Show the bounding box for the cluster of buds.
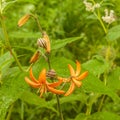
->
[83,0,100,12]
[102,9,116,24]
[18,14,88,97]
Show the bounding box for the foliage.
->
[0,0,120,120]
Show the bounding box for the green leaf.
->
[51,34,84,50]
[82,55,109,76]
[107,67,120,92]
[0,52,14,74]
[48,93,87,106]
[75,113,87,120]
[2,0,17,13]
[106,25,120,41]
[75,111,120,120]
[88,111,120,120]
[82,72,120,103]
[0,67,28,120]
[9,32,41,39]
[20,91,58,113]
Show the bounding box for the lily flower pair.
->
[25,61,88,97]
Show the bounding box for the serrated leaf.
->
[51,34,84,50]
[106,25,120,41]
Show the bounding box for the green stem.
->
[97,95,106,111]
[94,12,107,34]
[21,101,24,120]
[6,104,14,120]
[46,52,64,120]
[31,14,43,34]
[56,95,64,120]
[86,104,92,116]
[0,14,23,72]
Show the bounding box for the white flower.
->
[83,0,101,12]
[102,9,116,24]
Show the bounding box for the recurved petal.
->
[48,79,63,87]
[38,69,46,83]
[30,68,39,83]
[64,82,75,96]
[68,64,75,76]
[57,77,69,82]
[25,77,41,88]
[47,85,65,95]
[76,71,88,81]
[72,78,82,87]
[75,60,81,76]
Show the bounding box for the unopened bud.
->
[18,14,30,27]
[29,51,40,63]
[47,69,56,78]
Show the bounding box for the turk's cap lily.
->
[25,68,64,97]
[64,60,88,96]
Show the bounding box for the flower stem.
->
[31,14,43,34]
[56,95,64,120]
[6,103,14,120]
[94,11,107,34]
[0,14,23,72]
[46,52,64,120]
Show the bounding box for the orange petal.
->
[64,82,75,96]
[57,77,69,82]
[40,86,46,97]
[72,78,82,87]
[30,68,38,83]
[43,32,51,53]
[76,71,88,81]
[48,78,63,87]
[38,69,46,84]
[47,85,65,95]
[75,60,81,76]
[25,77,40,88]
[68,64,75,76]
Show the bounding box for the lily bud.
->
[29,51,40,64]
[42,32,51,53]
[18,14,30,27]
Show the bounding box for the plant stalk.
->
[0,14,23,72]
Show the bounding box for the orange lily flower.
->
[25,68,64,97]
[64,60,88,96]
